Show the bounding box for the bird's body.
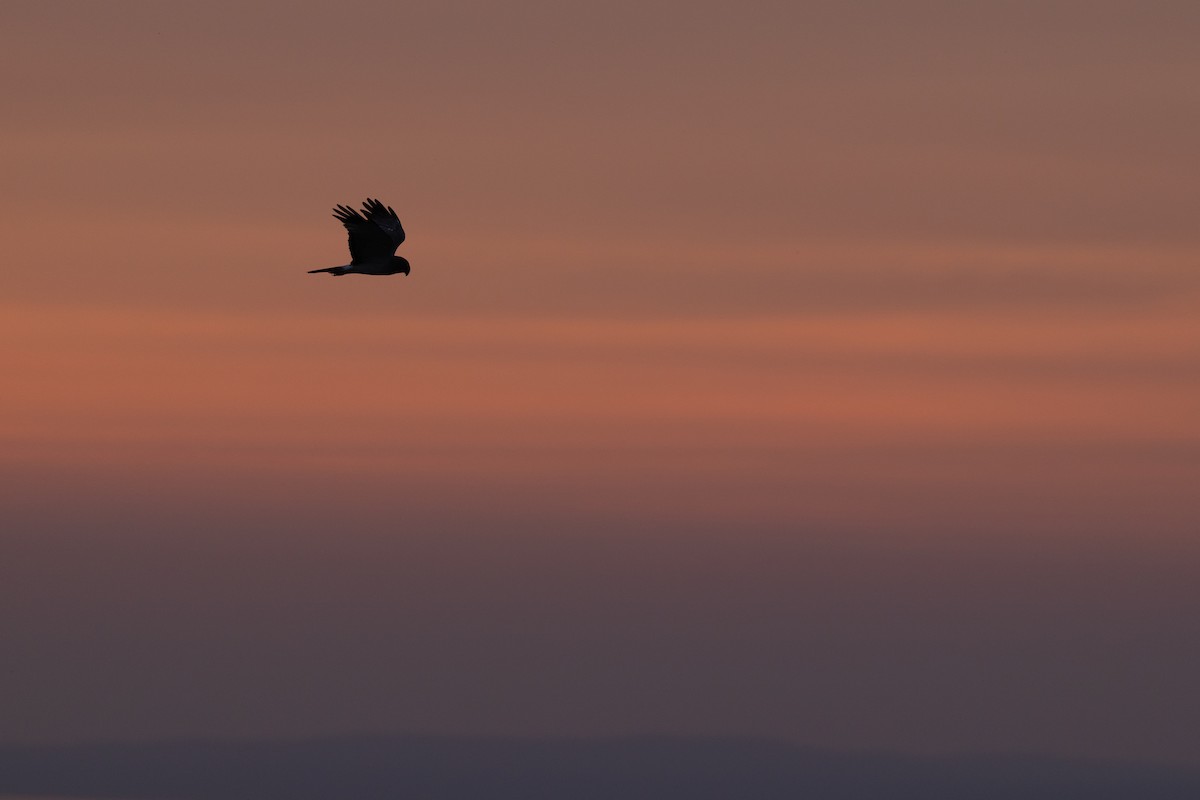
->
[308,256,409,276]
[309,198,409,276]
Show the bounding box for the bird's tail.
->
[308,266,348,275]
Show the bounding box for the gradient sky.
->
[2,0,1198,767]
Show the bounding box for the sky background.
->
[1,0,1198,768]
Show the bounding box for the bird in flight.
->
[309,198,410,276]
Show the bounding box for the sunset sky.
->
[2,0,1198,771]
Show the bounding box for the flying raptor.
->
[309,198,410,276]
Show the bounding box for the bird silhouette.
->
[309,198,409,276]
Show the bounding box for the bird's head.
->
[391,256,411,276]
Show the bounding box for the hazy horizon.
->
[5,734,1200,800]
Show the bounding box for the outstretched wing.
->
[361,198,405,248]
[332,199,402,263]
